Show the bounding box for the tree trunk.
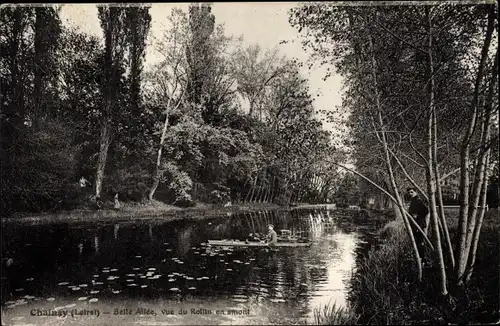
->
[463,51,497,275]
[33,8,44,127]
[95,122,111,198]
[455,9,494,285]
[465,151,490,283]
[367,24,423,280]
[148,107,170,200]
[436,173,455,268]
[426,7,447,296]
[95,7,115,199]
[269,176,276,203]
[246,176,258,202]
[464,52,497,282]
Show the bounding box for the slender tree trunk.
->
[254,181,262,203]
[95,122,111,198]
[455,9,494,285]
[425,7,447,295]
[33,8,44,127]
[270,176,276,203]
[463,52,497,275]
[246,176,258,202]
[465,151,491,283]
[436,173,455,268]
[367,24,423,280]
[148,107,170,200]
[464,53,497,282]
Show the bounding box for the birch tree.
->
[145,8,189,200]
[290,2,498,293]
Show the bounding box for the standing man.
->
[265,224,278,247]
[407,188,429,256]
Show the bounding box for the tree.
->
[32,6,62,126]
[145,7,189,200]
[233,43,286,119]
[290,2,498,294]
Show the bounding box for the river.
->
[1,208,383,325]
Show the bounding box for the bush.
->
[2,119,82,213]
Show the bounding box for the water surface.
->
[1,209,380,325]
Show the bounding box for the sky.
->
[59,3,344,133]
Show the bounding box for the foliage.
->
[290,1,498,295]
[332,173,361,207]
[350,214,499,325]
[312,301,360,325]
[1,4,340,216]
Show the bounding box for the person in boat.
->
[265,224,278,247]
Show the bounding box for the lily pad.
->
[47,298,55,301]
[89,298,99,303]
[78,297,88,301]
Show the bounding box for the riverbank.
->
[1,200,283,224]
[1,201,391,225]
[345,209,499,325]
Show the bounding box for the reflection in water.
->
[114,224,119,240]
[94,235,99,254]
[1,209,378,325]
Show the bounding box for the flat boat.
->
[207,240,311,247]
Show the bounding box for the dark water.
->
[1,209,382,325]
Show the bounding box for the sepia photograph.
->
[1,1,498,325]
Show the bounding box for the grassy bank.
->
[2,201,385,225]
[344,209,500,325]
[1,200,282,224]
